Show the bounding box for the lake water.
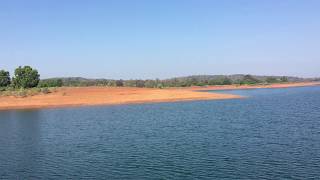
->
[1,86,320,179]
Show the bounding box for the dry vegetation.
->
[0,87,57,98]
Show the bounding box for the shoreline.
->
[0,82,319,111]
[177,82,320,91]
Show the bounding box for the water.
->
[1,86,320,179]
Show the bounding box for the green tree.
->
[266,77,279,83]
[38,78,63,87]
[280,76,288,82]
[240,75,260,85]
[136,80,145,87]
[0,70,11,87]
[12,66,40,88]
[116,80,124,87]
[209,77,232,85]
[144,80,156,88]
[56,79,63,87]
[222,77,232,85]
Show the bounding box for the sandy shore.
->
[0,82,319,110]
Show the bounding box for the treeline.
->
[54,75,294,88]
[1,66,315,90]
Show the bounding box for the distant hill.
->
[166,74,308,82]
[41,74,319,88]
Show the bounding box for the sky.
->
[0,0,319,79]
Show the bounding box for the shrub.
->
[41,88,50,94]
[16,89,27,98]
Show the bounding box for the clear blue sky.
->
[1,0,319,79]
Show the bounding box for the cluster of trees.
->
[58,74,291,88]
[0,66,40,89]
[58,78,163,88]
[38,79,63,88]
[161,75,288,87]
[0,70,11,87]
[266,76,288,83]
[159,77,231,87]
[239,75,261,85]
[1,66,65,89]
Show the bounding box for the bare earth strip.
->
[0,82,319,110]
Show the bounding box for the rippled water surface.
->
[1,86,320,179]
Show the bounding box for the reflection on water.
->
[0,110,42,178]
[1,86,320,179]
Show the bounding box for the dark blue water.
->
[1,86,320,179]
